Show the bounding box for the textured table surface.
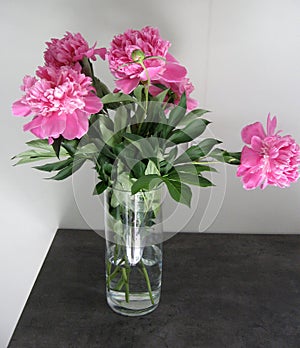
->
[9,230,300,348]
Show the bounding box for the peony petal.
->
[139,66,163,81]
[160,62,187,82]
[250,135,263,152]
[12,100,32,117]
[94,47,107,60]
[62,110,89,140]
[165,53,179,63]
[266,113,277,136]
[236,165,248,177]
[241,121,266,144]
[41,113,66,138]
[115,77,140,94]
[149,85,163,97]
[84,95,103,114]
[260,178,269,189]
[23,115,44,135]
[31,127,46,139]
[242,170,264,190]
[240,146,261,167]
[186,97,199,112]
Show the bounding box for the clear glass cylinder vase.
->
[104,187,163,316]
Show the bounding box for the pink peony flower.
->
[149,77,198,111]
[107,26,187,94]
[12,65,103,142]
[44,32,106,68]
[237,114,300,190]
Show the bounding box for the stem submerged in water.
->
[106,257,125,287]
[123,258,130,303]
[106,245,155,305]
[140,259,154,305]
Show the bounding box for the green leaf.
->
[197,138,222,156]
[101,93,135,105]
[152,88,169,103]
[177,108,210,126]
[114,172,135,191]
[80,56,93,77]
[157,123,174,140]
[174,138,222,164]
[198,176,215,187]
[145,159,160,175]
[131,174,163,194]
[166,171,199,186]
[93,76,111,99]
[123,133,143,142]
[165,147,178,163]
[209,149,241,165]
[33,158,73,172]
[139,102,166,137]
[12,143,67,166]
[51,137,62,158]
[61,140,79,157]
[13,156,54,166]
[93,138,116,161]
[162,178,192,207]
[99,121,115,146]
[13,149,52,159]
[93,181,108,195]
[173,163,217,174]
[132,104,145,125]
[168,119,211,145]
[111,143,125,156]
[165,171,215,187]
[160,146,178,174]
[114,105,129,133]
[25,139,53,150]
[47,158,85,180]
[130,161,146,178]
[76,143,99,158]
[123,133,155,158]
[133,85,144,101]
[168,92,187,127]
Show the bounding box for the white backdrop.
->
[1,0,300,346]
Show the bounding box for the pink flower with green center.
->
[237,114,300,190]
[107,26,187,93]
[44,32,106,68]
[12,65,102,143]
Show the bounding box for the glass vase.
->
[104,187,163,316]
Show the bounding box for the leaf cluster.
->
[12,61,241,207]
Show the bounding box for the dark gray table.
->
[8,230,300,348]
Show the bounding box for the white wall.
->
[1,0,299,346]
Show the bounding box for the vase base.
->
[106,289,160,316]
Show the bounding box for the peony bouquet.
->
[12,27,300,194]
[12,27,300,315]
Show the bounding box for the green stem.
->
[136,61,151,135]
[106,257,125,286]
[140,260,154,305]
[144,55,166,62]
[114,278,125,291]
[106,261,112,289]
[122,267,130,303]
[114,243,119,264]
[192,161,221,165]
[140,60,150,109]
